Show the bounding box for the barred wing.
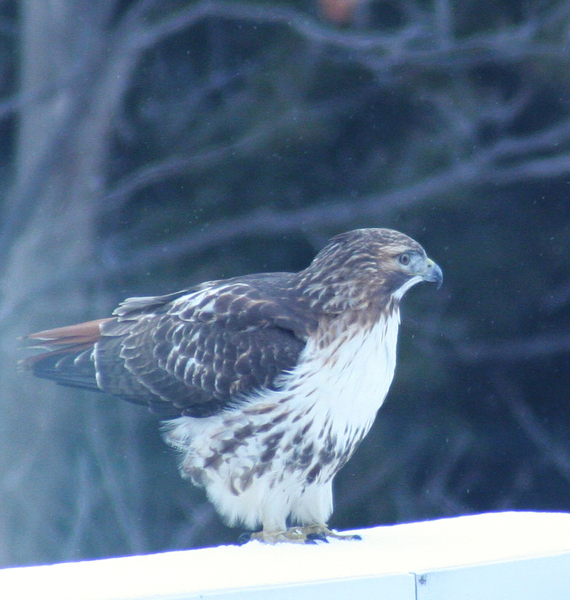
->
[25,274,316,418]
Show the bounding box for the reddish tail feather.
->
[20,318,111,370]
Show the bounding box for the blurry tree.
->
[1,0,570,567]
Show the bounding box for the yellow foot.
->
[303,525,362,543]
[239,525,362,545]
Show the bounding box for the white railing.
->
[2,512,570,600]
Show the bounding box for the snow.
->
[2,512,570,600]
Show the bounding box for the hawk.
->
[23,228,442,543]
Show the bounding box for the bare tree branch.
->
[454,332,570,363]
[495,372,570,484]
[123,0,410,54]
[118,1,570,75]
[489,153,570,184]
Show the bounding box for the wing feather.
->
[99,276,313,417]
[25,274,315,419]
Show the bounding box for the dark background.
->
[1,0,570,567]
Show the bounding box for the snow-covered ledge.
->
[2,512,570,600]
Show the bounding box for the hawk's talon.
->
[243,525,360,544]
[237,532,252,545]
[306,531,329,543]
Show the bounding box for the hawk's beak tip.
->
[424,261,443,289]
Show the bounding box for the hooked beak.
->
[423,258,443,289]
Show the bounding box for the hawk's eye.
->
[399,253,411,266]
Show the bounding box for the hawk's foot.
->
[240,525,362,545]
[303,525,362,543]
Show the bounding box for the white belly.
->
[297,310,400,435]
[165,310,401,531]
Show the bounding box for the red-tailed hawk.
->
[23,228,442,543]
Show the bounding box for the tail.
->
[20,318,112,391]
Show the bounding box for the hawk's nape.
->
[22,228,442,544]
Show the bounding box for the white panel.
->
[416,552,570,600]
[196,574,415,600]
[2,513,570,600]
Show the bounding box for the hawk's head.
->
[300,228,443,313]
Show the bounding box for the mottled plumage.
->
[22,228,442,543]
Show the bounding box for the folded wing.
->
[23,274,316,418]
